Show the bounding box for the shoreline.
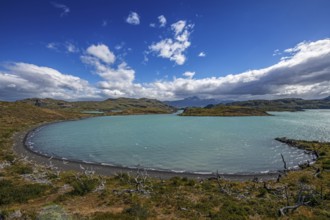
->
[12,122,281,181]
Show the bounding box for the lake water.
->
[27,110,330,174]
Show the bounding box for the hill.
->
[1,100,330,219]
[221,98,330,111]
[18,97,176,115]
[179,105,270,116]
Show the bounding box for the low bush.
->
[9,163,33,175]
[68,176,99,196]
[0,179,49,205]
[123,204,149,219]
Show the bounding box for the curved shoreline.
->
[12,122,281,181]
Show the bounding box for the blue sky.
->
[1,0,330,101]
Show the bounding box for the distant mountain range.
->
[164,96,232,108]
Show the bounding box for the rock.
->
[8,210,22,219]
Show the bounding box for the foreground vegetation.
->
[1,101,330,219]
[179,105,270,116]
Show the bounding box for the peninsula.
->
[179,105,270,116]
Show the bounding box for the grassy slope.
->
[179,106,270,116]
[0,102,330,219]
[223,98,330,112]
[18,97,176,114]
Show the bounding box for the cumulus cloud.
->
[273,49,281,56]
[158,15,167,27]
[198,52,206,57]
[0,63,99,101]
[65,42,79,53]
[149,20,193,65]
[85,44,116,64]
[81,44,138,98]
[171,20,186,36]
[51,2,70,17]
[126,12,140,25]
[182,71,195,79]
[2,39,330,101]
[46,41,79,53]
[146,39,330,100]
[46,42,59,51]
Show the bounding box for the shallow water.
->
[27,110,330,174]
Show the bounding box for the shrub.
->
[298,175,311,184]
[257,187,268,197]
[0,179,49,205]
[322,159,330,170]
[10,164,33,174]
[123,204,149,219]
[68,177,98,196]
[215,201,251,220]
[91,212,123,220]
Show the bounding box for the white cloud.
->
[183,71,195,79]
[126,12,140,25]
[46,41,78,53]
[81,44,137,98]
[158,15,167,27]
[65,42,79,53]
[86,44,116,64]
[149,23,156,28]
[198,52,206,57]
[145,39,330,100]
[171,20,186,36]
[102,20,108,27]
[46,42,59,51]
[273,49,281,56]
[3,39,330,101]
[51,2,70,17]
[0,63,99,101]
[149,20,193,65]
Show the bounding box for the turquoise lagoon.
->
[27,110,330,174]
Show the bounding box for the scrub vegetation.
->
[1,101,330,219]
[179,105,270,116]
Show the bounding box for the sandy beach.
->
[12,123,280,181]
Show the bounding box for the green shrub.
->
[91,212,124,220]
[215,201,251,220]
[298,175,311,184]
[2,153,15,162]
[68,177,98,196]
[257,187,268,197]
[10,164,33,174]
[0,179,49,205]
[322,159,330,170]
[123,204,149,219]
[170,177,182,186]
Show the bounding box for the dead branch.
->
[115,169,152,195]
[279,184,311,216]
[281,153,288,172]
[314,168,321,178]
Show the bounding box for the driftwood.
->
[279,201,310,216]
[314,168,321,178]
[214,170,232,195]
[280,153,288,172]
[115,169,152,195]
[279,185,311,216]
